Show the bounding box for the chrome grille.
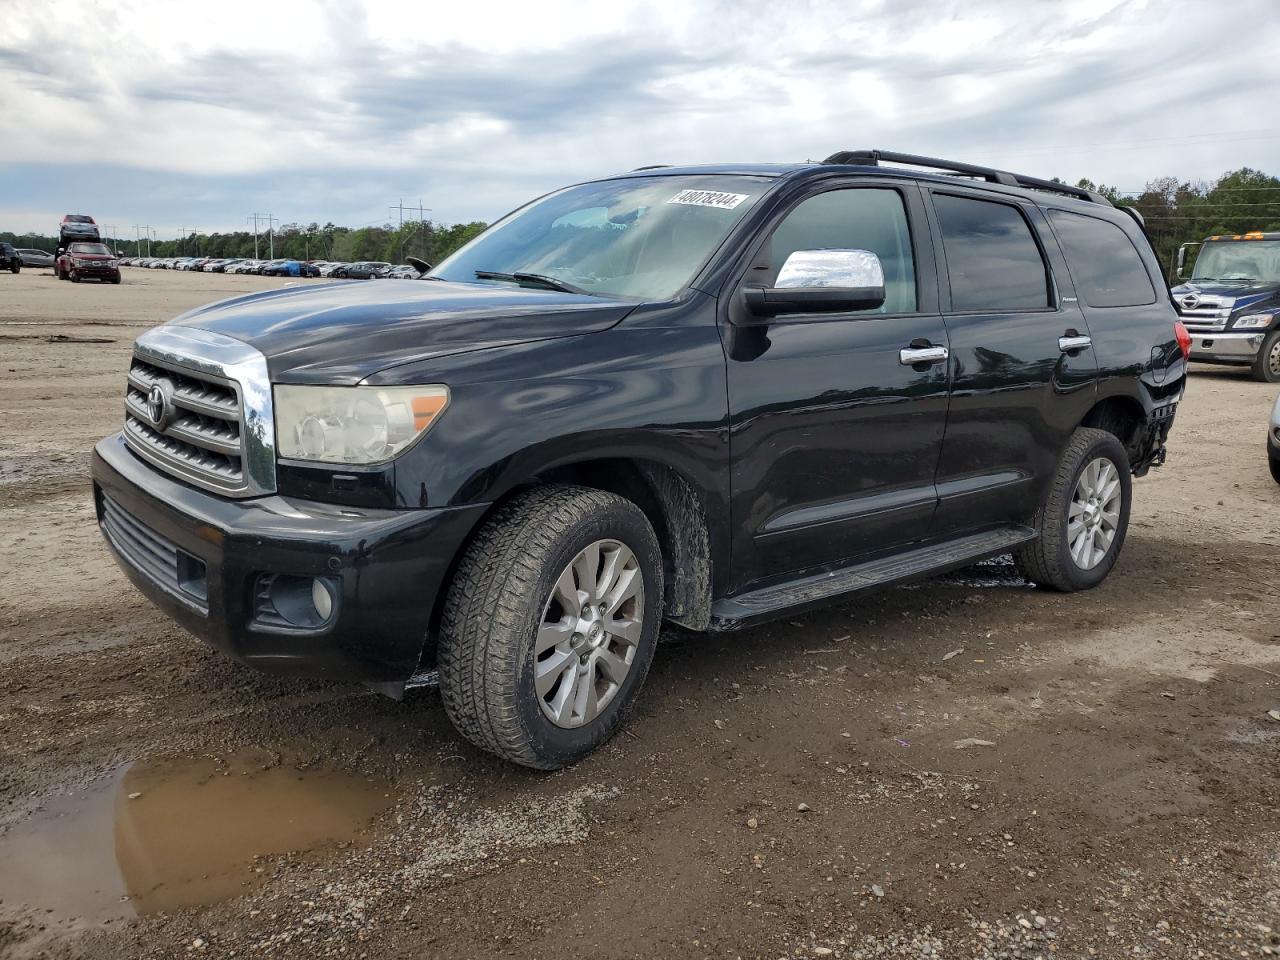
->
[122,326,277,497]
[124,356,245,491]
[1175,293,1233,333]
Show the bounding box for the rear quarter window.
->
[1048,210,1156,308]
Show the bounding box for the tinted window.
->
[1049,211,1155,307]
[764,188,916,313]
[934,194,1050,312]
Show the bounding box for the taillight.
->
[1174,320,1192,360]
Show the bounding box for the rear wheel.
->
[1015,427,1132,591]
[1251,329,1280,383]
[438,485,663,769]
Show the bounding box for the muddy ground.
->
[1,267,1279,959]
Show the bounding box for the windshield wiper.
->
[474,270,589,295]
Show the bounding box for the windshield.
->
[70,243,111,255]
[430,175,769,299]
[1191,240,1280,283]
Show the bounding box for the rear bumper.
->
[91,433,487,690]
[1189,331,1265,364]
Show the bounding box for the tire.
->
[438,485,664,769]
[111,275,121,285]
[10,261,19,274]
[1251,329,1280,383]
[1014,427,1132,592]
[1270,452,1280,485]
[69,272,80,283]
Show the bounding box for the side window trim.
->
[723,180,933,323]
[927,187,1061,316]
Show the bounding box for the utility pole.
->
[247,213,274,259]
[179,226,187,256]
[267,215,277,259]
[133,225,145,257]
[417,200,430,258]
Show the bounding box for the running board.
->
[710,525,1036,630]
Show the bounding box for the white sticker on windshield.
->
[666,189,750,210]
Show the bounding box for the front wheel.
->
[438,485,663,769]
[1015,427,1132,591]
[69,271,80,283]
[1251,330,1280,383]
[9,261,19,274]
[1270,451,1280,485]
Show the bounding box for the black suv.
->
[91,150,1186,768]
[0,243,20,273]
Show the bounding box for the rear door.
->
[925,189,1098,534]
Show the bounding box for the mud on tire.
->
[437,485,663,769]
[1015,427,1132,592]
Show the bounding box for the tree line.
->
[1,218,489,266]
[1072,167,1280,279]
[6,165,1279,279]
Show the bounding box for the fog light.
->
[312,577,334,621]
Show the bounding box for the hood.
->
[169,279,637,383]
[1171,279,1280,310]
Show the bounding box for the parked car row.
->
[118,257,416,278]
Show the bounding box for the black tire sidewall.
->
[1254,330,1280,383]
[513,504,663,766]
[1054,434,1132,590]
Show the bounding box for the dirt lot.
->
[2,267,1279,959]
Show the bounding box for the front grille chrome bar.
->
[124,326,276,497]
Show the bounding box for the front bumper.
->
[71,264,120,280]
[91,433,488,690]
[1188,331,1265,364]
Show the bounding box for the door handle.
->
[1058,334,1092,353]
[899,344,949,366]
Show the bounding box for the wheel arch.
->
[1079,394,1147,464]
[420,455,714,671]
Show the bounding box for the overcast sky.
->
[2,0,1278,241]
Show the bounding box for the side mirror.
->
[739,249,886,321]
[1173,242,1200,282]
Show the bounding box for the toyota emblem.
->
[1180,293,1201,311]
[146,381,173,429]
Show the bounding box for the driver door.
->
[722,182,950,595]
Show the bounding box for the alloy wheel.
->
[535,539,644,728]
[1068,457,1122,570]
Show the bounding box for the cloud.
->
[1,0,1278,237]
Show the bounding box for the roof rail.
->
[631,164,671,171]
[822,149,1111,206]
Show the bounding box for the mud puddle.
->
[0,749,393,932]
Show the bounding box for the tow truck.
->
[1171,231,1280,382]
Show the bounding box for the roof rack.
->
[822,149,1111,206]
[631,164,671,171]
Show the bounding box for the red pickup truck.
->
[56,242,122,283]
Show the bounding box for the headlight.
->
[274,384,449,465]
[73,258,89,267]
[1234,313,1274,329]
